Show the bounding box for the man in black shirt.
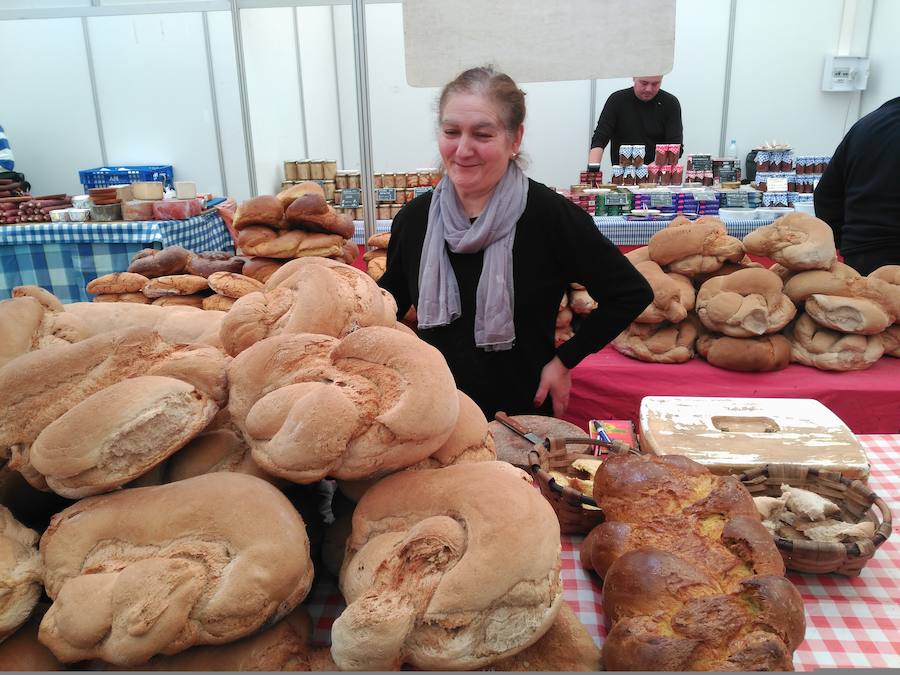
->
[814,97,900,275]
[588,76,683,166]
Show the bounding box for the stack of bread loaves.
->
[746,213,897,371]
[364,232,389,280]
[234,182,355,262]
[581,452,806,671]
[613,246,699,363]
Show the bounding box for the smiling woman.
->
[377,66,653,421]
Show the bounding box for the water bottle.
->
[727,139,738,159]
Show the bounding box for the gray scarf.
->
[417,162,529,351]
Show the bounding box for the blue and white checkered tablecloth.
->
[0,210,233,304]
[351,217,775,247]
[594,216,776,246]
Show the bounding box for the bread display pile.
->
[609,213,899,371]
[234,182,357,263]
[3,249,608,669]
[334,461,563,670]
[364,231,390,280]
[581,452,806,670]
[219,256,400,356]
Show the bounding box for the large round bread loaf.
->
[786,312,884,370]
[696,267,796,337]
[632,261,694,323]
[0,506,43,644]
[742,212,836,271]
[697,331,792,371]
[228,327,459,482]
[612,319,698,363]
[38,473,314,666]
[220,257,397,356]
[333,461,562,670]
[647,218,745,277]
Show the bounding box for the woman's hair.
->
[437,66,526,137]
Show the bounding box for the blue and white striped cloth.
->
[0,210,233,304]
[0,124,13,171]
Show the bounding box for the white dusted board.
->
[402,0,675,87]
[639,396,869,480]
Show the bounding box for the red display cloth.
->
[305,435,900,669]
[563,345,900,435]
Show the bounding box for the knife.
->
[494,411,548,447]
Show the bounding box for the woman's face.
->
[438,92,523,199]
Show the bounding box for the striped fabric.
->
[352,216,776,246]
[0,124,13,171]
[0,210,233,303]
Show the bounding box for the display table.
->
[0,210,233,304]
[351,215,777,247]
[564,345,900,435]
[304,435,900,670]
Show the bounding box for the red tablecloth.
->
[564,345,900,435]
[306,435,900,670]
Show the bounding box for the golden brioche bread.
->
[95,292,152,303]
[366,232,391,248]
[142,274,210,298]
[237,225,344,259]
[276,181,325,209]
[581,453,805,671]
[206,271,265,299]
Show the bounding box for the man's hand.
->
[533,356,571,418]
[588,147,604,165]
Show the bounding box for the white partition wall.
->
[0,0,897,200]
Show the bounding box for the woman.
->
[379,67,652,419]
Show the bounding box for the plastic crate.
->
[79,165,174,191]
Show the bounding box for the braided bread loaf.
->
[581,453,805,671]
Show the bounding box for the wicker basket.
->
[739,464,892,576]
[527,437,640,535]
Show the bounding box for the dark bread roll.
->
[241,256,283,283]
[185,254,244,278]
[87,272,149,295]
[697,332,792,371]
[233,195,285,231]
[127,246,191,278]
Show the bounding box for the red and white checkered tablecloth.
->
[307,435,900,669]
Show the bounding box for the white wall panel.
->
[207,10,251,201]
[296,6,343,165]
[88,12,223,193]
[333,4,360,171]
[727,0,846,158]
[591,0,730,175]
[364,2,441,173]
[519,80,592,189]
[0,18,102,195]
[240,7,305,195]
[860,0,900,118]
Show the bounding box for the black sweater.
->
[378,179,653,419]
[814,97,900,256]
[590,88,683,165]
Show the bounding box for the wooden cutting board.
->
[488,415,589,471]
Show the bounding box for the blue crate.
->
[79,165,174,191]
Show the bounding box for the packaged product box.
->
[588,419,638,454]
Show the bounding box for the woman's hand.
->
[533,356,571,418]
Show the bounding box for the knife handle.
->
[495,411,532,438]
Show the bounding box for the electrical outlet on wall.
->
[822,55,870,92]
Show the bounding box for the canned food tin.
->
[390,203,403,217]
[347,172,361,189]
[382,173,396,188]
[284,160,299,180]
[335,171,349,189]
[377,204,392,219]
[309,161,325,180]
[323,160,337,181]
[406,172,419,187]
[322,180,336,201]
[297,160,311,180]
[394,172,407,189]
[373,173,383,189]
